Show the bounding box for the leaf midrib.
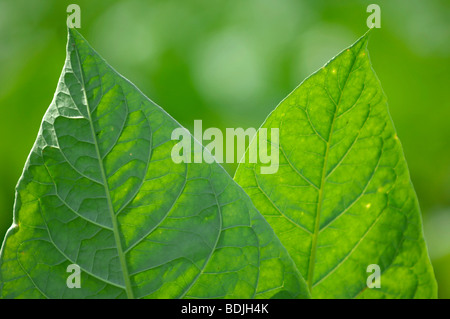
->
[73,44,135,299]
[306,46,362,292]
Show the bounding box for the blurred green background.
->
[0,0,449,298]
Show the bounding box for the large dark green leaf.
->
[234,33,437,298]
[0,29,309,299]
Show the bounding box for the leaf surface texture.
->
[234,33,437,298]
[0,30,309,299]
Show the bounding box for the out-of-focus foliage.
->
[0,0,449,297]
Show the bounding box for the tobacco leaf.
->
[234,33,437,298]
[0,29,309,299]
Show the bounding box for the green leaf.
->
[0,29,309,299]
[234,32,437,298]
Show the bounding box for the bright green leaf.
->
[0,29,309,299]
[234,32,437,298]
